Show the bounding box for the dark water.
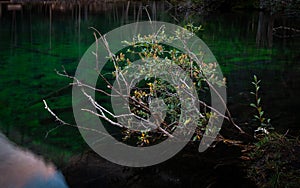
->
[0,1,299,155]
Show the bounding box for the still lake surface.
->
[0,1,299,154]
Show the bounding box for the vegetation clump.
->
[245,132,300,188]
[94,24,227,145]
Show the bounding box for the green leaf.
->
[250,103,257,108]
[250,91,255,95]
[192,136,197,141]
[253,75,257,82]
[257,98,261,105]
[184,118,192,125]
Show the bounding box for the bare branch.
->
[43,100,110,138]
[177,32,246,134]
[81,89,174,138]
[92,31,99,71]
[55,68,116,97]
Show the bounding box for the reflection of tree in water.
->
[49,1,168,24]
[256,12,274,48]
[5,1,170,60]
[256,11,300,48]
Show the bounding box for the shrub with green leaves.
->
[96,25,227,146]
[46,24,232,147]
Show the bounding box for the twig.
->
[178,32,245,134]
[92,31,99,71]
[205,80,245,134]
[81,89,174,138]
[143,5,152,24]
[43,99,110,138]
